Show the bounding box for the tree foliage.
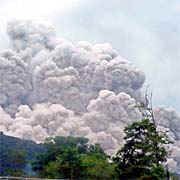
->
[32,136,117,179]
[113,118,170,179]
[1,149,26,176]
[80,153,117,179]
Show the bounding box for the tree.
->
[3,149,27,176]
[80,153,117,179]
[113,119,170,179]
[43,147,82,179]
[32,136,88,178]
[32,136,116,179]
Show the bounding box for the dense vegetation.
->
[0,118,174,179]
[0,132,44,176]
[32,136,117,179]
[113,119,170,179]
[0,148,26,176]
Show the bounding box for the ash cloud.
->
[0,20,180,172]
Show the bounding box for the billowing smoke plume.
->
[7,20,56,53]
[0,20,180,172]
[154,108,180,172]
[0,49,32,114]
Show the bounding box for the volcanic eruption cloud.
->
[0,20,180,172]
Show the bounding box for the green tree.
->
[32,136,117,179]
[32,136,88,178]
[113,119,170,179]
[43,147,82,179]
[80,153,117,179]
[4,149,27,176]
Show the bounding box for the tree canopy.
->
[0,149,26,176]
[113,118,170,179]
[32,136,117,179]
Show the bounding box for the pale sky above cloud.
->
[0,0,180,111]
[0,0,79,20]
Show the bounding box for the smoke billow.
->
[0,20,180,172]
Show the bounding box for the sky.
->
[0,0,180,111]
